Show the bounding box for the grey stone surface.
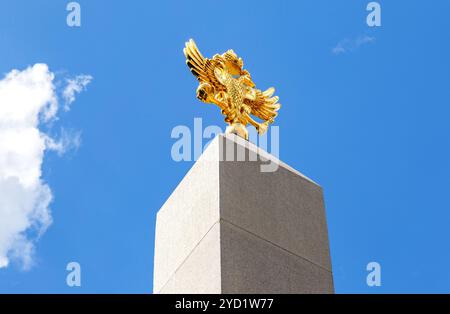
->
[159,222,222,294]
[219,148,331,271]
[153,141,220,293]
[221,220,333,293]
[153,134,333,294]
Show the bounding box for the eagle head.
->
[223,49,244,76]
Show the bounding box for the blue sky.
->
[0,0,449,293]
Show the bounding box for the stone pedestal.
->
[153,134,334,294]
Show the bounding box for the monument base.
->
[153,134,334,294]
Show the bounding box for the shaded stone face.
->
[153,134,334,294]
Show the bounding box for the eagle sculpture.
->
[183,39,280,140]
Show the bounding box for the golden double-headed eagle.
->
[183,39,280,140]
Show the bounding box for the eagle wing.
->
[244,87,281,123]
[183,39,224,91]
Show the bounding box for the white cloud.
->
[332,35,375,55]
[62,74,92,110]
[45,129,82,157]
[0,64,90,270]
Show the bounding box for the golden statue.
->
[183,39,280,140]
